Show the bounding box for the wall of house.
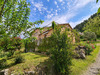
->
[32,24,75,46]
[32,29,40,40]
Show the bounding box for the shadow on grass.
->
[0,58,24,71]
[34,58,55,75]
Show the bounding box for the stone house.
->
[32,23,75,46]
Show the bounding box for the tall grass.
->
[70,42,100,75]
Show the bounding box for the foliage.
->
[0,59,7,68]
[74,20,88,32]
[73,29,80,42]
[48,27,72,75]
[71,43,100,75]
[27,41,37,52]
[74,13,100,37]
[12,37,22,50]
[0,52,48,74]
[0,0,31,37]
[0,36,22,56]
[96,0,100,13]
[83,31,97,41]
[0,36,15,55]
[84,44,94,55]
[52,21,57,29]
[38,38,49,53]
[14,55,25,64]
[23,37,37,53]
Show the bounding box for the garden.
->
[0,0,100,75]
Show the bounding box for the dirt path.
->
[82,43,100,75]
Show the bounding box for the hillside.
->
[74,13,100,34]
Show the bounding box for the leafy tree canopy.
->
[74,13,100,37]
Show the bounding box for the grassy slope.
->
[0,42,100,75]
[0,52,48,74]
[70,42,100,75]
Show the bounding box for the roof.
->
[33,22,72,35]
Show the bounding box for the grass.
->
[70,42,100,75]
[0,41,100,75]
[0,52,48,74]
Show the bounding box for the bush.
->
[24,38,37,53]
[14,55,25,64]
[84,44,93,55]
[83,31,97,41]
[13,37,22,50]
[0,59,7,68]
[48,27,72,75]
[0,36,22,56]
[38,38,49,53]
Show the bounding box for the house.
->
[32,23,75,46]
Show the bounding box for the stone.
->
[0,70,5,75]
[5,69,9,75]
[25,71,35,75]
[0,69,9,75]
[79,49,86,59]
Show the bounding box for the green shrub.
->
[0,59,7,68]
[83,43,95,55]
[0,36,22,57]
[24,38,36,53]
[38,38,49,53]
[83,31,97,41]
[14,55,25,64]
[48,26,72,75]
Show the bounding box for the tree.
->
[0,0,44,54]
[48,27,72,75]
[83,15,100,37]
[0,0,30,37]
[52,21,56,29]
[96,0,100,13]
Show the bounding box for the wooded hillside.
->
[74,13,100,37]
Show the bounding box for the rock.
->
[0,69,9,75]
[0,70,5,75]
[79,49,86,59]
[75,47,79,50]
[25,71,35,75]
[5,69,9,75]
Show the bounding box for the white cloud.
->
[54,1,57,5]
[58,0,63,2]
[31,1,47,12]
[57,5,59,8]
[47,0,49,2]
[40,0,96,27]
[46,14,54,19]
[55,10,58,15]
[33,8,36,11]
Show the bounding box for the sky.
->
[27,0,100,28]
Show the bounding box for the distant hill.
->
[74,13,100,32]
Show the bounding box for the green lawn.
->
[0,52,49,74]
[70,42,100,75]
[0,42,100,75]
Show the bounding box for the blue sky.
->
[27,0,100,28]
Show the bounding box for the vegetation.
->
[73,29,80,43]
[14,55,25,64]
[71,42,100,75]
[96,0,100,13]
[0,52,48,74]
[0,0,100,75]
[0,36,22,56]
[38,22,73,75]
[49,27,72,75]
[74,13,100,37]
[83,31,97,41]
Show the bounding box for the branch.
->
[0,0,7,18]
